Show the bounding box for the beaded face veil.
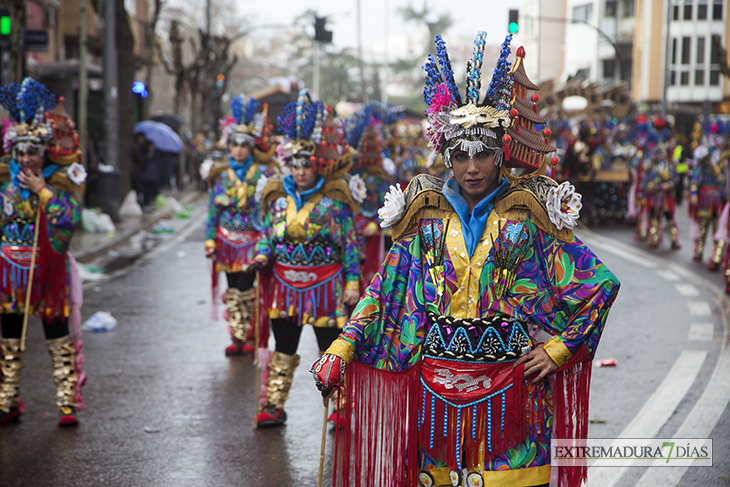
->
[0,78,56,157]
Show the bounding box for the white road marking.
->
[688,323,714,341]
[587,240,657,268]
[656,269,681,281]
[586,350,708,487]
[674,283,700,297]
[687,301,712,317]
[635,349,730,486]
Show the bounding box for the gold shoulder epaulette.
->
[494,175,574,242]
[261,175,285,209]
[390,174,452,241]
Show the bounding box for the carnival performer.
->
[0,78,87,426]
[204,95,279,356]
[689,144,727,268]
[250,91,362,427]
[311,34,620,487]
[642,144,681,250]
[345,104,395,287]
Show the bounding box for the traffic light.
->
[216,73,225,89]
[508,9,519,34]
[0,8,11,44]
[314,16,332,43]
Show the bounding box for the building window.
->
[681,37,691,64]
[710,68,720,85]
[673,4,680,20]
[697,37,705,64]
[710,40,720,64]
[713,0,723,20]
[572,4,593,21]
[606,0,617,16]
[698,1,708,19]
[684,0,693,20]
[603,59,616,78]
[670,70,677,85]
[672,38,677,64]
[695,69,705,85]
[623,0,634,17]
[680,71,690,85]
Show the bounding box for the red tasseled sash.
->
[553,345,593,487]
[333,361,421,487]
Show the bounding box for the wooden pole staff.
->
[253,269,260,429]
[20,209,42,353]
[317,398,329,487]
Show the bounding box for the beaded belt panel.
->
[273,238,341,265]
[424,312,532,363]
[219,207,257,232]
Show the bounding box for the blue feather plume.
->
[230,94,258,125]
[0,78,55,124]
[485,34,514,110]
[277,89,324,141]
[434,35,461,106]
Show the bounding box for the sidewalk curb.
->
[74,190,205,264]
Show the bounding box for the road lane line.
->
[656,269,681,281]
[675,283,700,297]
[687,301,712,317]
[585,350,707,487]
[634,349,730,486]
[688,323,714,341]
[583,239,657,268]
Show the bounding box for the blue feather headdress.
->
[276,89,327,167]
[222,94,260,147]
[422,32,514,167]
[0,78,56,154]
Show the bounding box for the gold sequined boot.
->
[0,338,23,424]
[710,240,726,271]
[224,288,253,356]
[694,216,709,261]
[648,218,660,248]
[256,351,300,427]
[47,335,80,426]
[668,219,681,250]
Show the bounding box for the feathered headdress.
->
[221,94,261,147]
[423,33,556,170]
[277,89,351,178]
[0,78,56,155]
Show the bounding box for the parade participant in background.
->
[251,91,362,427]
[312,34,620,487]
[204,95,279,356]
[0,78,87,426]
[642,144,681,250]
[689,143,727,269]
[345,104,395,287]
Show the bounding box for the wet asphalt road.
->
[1,205,728,486]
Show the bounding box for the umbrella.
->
[150,113,185,129]
[134,120,184,153]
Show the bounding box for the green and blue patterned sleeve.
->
[39,186,80,254]
[338,204,361,286]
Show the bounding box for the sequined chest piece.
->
[2,217,35,246]
[219,206,256,232]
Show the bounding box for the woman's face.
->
[230,142,252,162]
[291,160,318,192]
[16,146,44,174]
[450,148,500,209]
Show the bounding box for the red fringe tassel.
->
[553,346,592,487]
[334,361,421,487]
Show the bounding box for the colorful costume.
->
[641,145,681,249]
[344,104,396,288]
[689,145,727,268]
[204,95,279,356]
[313,35,620,487]
[0,79,87,426]
[254,92,362,426]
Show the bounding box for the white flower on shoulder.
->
[67,162,87,186]
[382,157,396,176]
[254,175,269,203]
[378,183,406,228]
[199,158,214,180]
[546,181,582,230]
[348,174,367,203]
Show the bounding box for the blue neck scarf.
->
[442,177,511,258]
[228,154,254,182]
[10,159,60,200]
[283,174,325,211]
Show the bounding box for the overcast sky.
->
[240,0,520,56]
